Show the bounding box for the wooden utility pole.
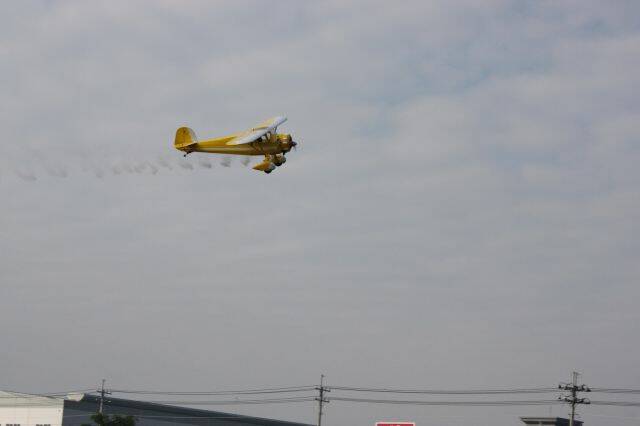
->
[316,375,329,426]
[98,379,111,415]
[559,371,590,426]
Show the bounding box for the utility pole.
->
[559,371,591,426]
[315,374,329,426]
[98,379,111,415]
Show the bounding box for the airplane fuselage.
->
[180,133,295,156]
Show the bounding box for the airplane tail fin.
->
[174,127,198,151]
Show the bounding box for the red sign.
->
[376,423,415,426]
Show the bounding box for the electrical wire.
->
[329,397,562,406]
[3,396,317,407]
[5,385,640,410]
[108,386,316,396]
[114,397,317,405]
[590,401,640,407]
[591,388,640,394]
[328,386,558,394]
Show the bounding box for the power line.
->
[0,397,317,407]
[329,397,561,406]
[108,386,316,396]
[132,397,316,405]
[328,386,557,394]
[4,381,640,411]
[591,388,640,394]
[590,401,640,407]
[41,384,634,397]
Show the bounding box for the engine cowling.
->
[277,134,295,152]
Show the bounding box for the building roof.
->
[65,394,313,426]
[1,391,312,426]
[0,390,65,408]
[520,417,583,426]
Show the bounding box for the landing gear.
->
[273,154,286,166]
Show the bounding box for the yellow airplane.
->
[174,116,297,174]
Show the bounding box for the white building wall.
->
[0,392,64,426]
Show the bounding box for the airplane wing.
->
[225,116,287,146]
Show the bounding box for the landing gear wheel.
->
[265,170,272,174]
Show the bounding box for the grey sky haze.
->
[1,1,639,425]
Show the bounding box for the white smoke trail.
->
[178,160,194,170]
[93,166,105,178]
[43,164,68,178]
[2,152,264,184]
[198,158,213,169]
[13,169,37,181]
[133,162,147,173]
[156,157,173,170]
[146,161,158,174]
[121,163,134,174]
